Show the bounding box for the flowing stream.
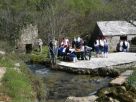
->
[28,64,111,102]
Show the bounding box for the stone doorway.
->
[120,36,127,40]
[25,44,32,53]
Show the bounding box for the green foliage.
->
[0,0,136,44]
[30,46,49,63]
[0,53,45,102]
[67,0,103,14]
[128,69,136,89]
[2,69,34,101]
[0,56,15,68]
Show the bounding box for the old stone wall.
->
[17,24,38,52]
[107,36,120,52]
[20,24,38,45]
[127,35,136,41]
[107,35,136,52]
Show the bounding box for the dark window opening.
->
[25,44,32,53]
[120,36,127,40]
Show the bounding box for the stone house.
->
[91,21,136,51]
[16,24,38,53]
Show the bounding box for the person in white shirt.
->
[38,38,43,52]
[94,38,100,57]
[64,38,69,47]
[127,41,130,52]
[122,40,129,52]
[119,40,123,52]
[104,38,109,58]
[80,44,85,60]
[77,37,81,42]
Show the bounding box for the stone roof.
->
[97,21,136,36]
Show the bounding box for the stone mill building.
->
[16,24,38,53]
[91,21,136,51]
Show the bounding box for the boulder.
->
[65,95,98,102]
[110,76,127,86]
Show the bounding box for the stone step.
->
[110,76,127,86]
[110,70,133,86]
[65,95,98,102]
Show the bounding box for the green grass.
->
[0,53,45,102]
[128,68,136,89]
[30,46,49,63]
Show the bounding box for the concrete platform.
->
[58,52,136,69]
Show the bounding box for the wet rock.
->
[97,86,126,97]
[97,85,136,102]
[98,68,119,77]
[65,95,98,102]
[110,76,127,86]
[120,86,126,92]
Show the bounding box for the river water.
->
[28,64,111,102]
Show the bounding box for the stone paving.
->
[58,52,136,69]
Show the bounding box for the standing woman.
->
[104,38,109,58]
[94,37,100,57]
[119,40,123,52]
[99,37,104,57]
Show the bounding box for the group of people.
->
[94,37,109,58]
[48,36,130,62]
[49,37,92,62]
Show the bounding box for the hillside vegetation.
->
[0,0,135,45]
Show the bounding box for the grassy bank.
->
[128,68,136,89]
[0,53,45,102]
[30,46,49,64]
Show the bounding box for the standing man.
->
[122,40,129,52]
[38,38,43,52]
[53,38,58,58]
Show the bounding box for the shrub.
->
[127,69,136,89]
[30,46,49,63]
